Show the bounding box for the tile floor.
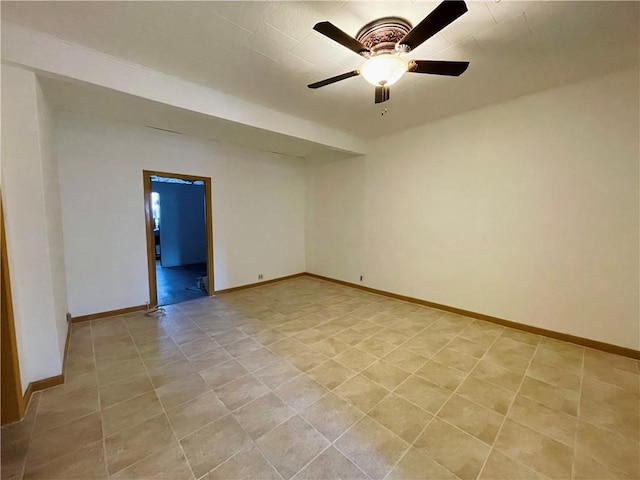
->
[156,261,208,306]
[2,277,638,480]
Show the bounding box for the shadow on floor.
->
[156,261,207,305]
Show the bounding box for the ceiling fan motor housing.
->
[356,17,413,55]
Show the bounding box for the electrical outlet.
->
[360,275,363,282]
[258,274,264,280]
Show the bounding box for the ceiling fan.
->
[307,0,470,104]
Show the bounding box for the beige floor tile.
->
[386,447,458,480]
[1,437,30,480]
[102,390,164,436]
[581,376,639,414]
[287,349,330,373]
[402,336,447,357]
[438,394,504,445]
[335,348,378,372]
[573,450,636,480]
[23,439,106,480]
[311,337,351,357]
[518,377,578,416]
[468,360,524,392]
[447,337,490,358]
[415,360,468,391]
[479,450,545,480]
[32,376,100,434]
[579,396,640,441]
[352,321,385,336]
[256,415,329,480]
[252,329,288,346]
[431,347,479,373]
[98,372,153,409]
[335,416,409,480]
[584,361,639,392]
[293,328,328,345]
[584,348,638,374]
[214,374,270,410]
[253,359,302,389]
[212,328,248,346]
[334,375,390,414]
[415,418,490,480]
[500,328,541,347]
[490,337,537,359]
[532,347,582,374]
[204,446,280,480]
[508,395,577,446]
[156,372,211,410]
[148,359,196,389]
[395,376,451,414]
[494,419,572,479]
[105,413,175,475]
[224,336,263,358]
[483,349,531,373]
[166,390,228,440]
[361,361,411,390]
[180,414,252,478]
[268,337,309,358]
[300,392,363,441]
[356,337,397,357]
[457,377,516,415]
[307,360,355,389]
[382,347,429,372]
[575,420,640,478]
[274,374,328,412]
[179,336,218,358]
[187,347,233,372]
[236,347,280,372]
[332,328,370,346]
[200,359,249,389]
[2,392,41,444]
[369,394,433,443]
[458,326,500,347]
[528,361,581,391]
[26,412,103,469]
[110,441,192,480]
[233,392,295,440]
[293,446,368,480]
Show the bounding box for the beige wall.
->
[1,66,67,389]
[306,67,640,349]
[55,112,306,317]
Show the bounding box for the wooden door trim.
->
[142,170,214,306]
[1,194,25,424]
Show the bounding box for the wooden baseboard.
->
[22,374,65,410]
[304,273,640,360]
[214,273,306,295]
[70,304,148,323]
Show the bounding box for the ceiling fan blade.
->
[313,22,371,55]
[375,85,390,104]
[409,60,469,76]
[308,70,360,89]
[399,0,468,52]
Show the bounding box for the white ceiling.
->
[2,1,639,139]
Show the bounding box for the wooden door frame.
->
[1,194,25,424]
[143,170,214,306]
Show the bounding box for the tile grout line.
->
[570,345,586,480]
[121,312,200,480]
[89,320,111,480]
[475,338,543,479]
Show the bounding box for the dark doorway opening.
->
[143,171,214,307]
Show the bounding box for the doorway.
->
[143,170,214,306]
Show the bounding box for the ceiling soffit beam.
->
[1,22,367,156]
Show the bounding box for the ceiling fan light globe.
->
[361,55,408,87]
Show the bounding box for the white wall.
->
[56,112,306,316]
[1,66,66,390]
[306,67,640,350]
[153,182,207,267]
